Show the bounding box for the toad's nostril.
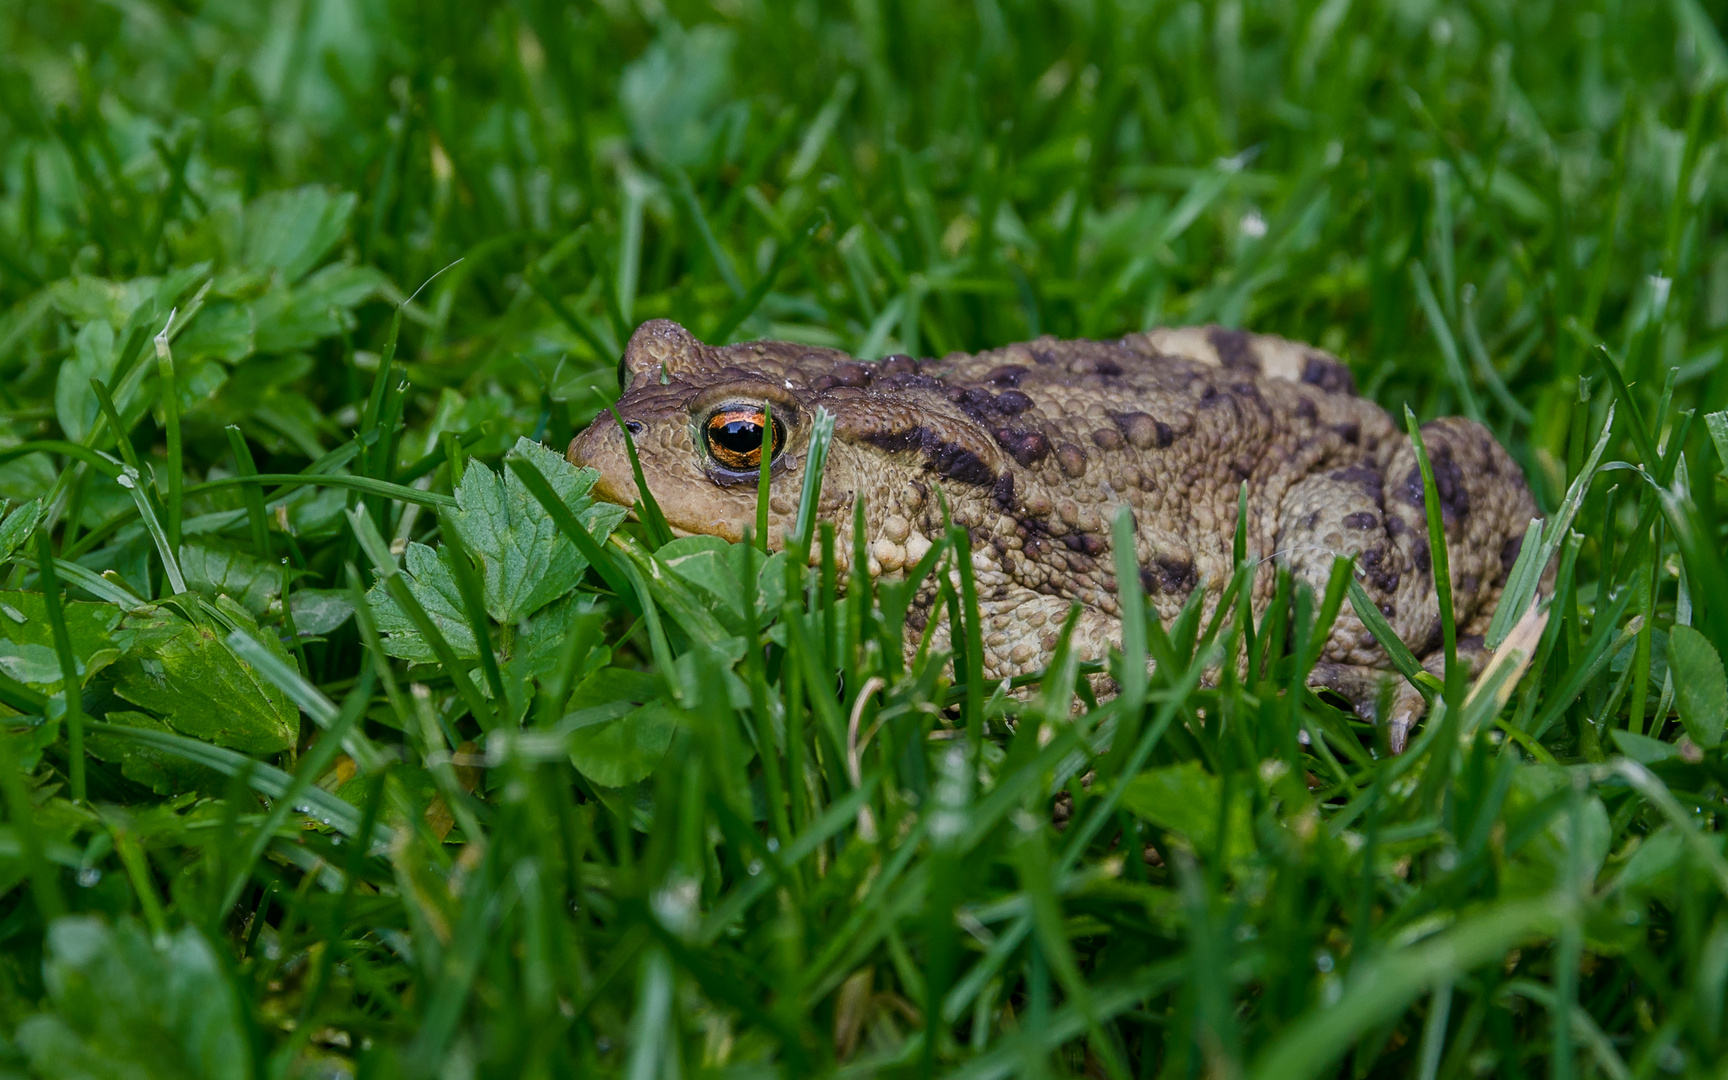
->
[624,420,644,435]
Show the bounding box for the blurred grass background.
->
[0,1,1724,1077]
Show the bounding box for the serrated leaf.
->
[1670,624,1728,748]
[110,606,297,753]
[365,542,478,662]
[16,916,252,1080]
[447,438,627,623]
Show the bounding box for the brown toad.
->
[568,319,1539,750]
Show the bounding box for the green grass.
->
[0,0,1725,1076]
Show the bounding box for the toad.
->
[568,320,1538,750]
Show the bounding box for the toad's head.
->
[567,320,837,547]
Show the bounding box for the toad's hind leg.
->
[1310,635,1497,753]
[1278,417,1537,751]
[1308,662,1426,751]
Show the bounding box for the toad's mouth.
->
[585,472,748,545]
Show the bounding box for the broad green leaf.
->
[1610,729,1680,765]
[567,666,664,712]
[569,701,679,787]
[281,486,349,539]
[446,437,627,623]
[87,710,225,796]
[253,263,387,353]
[171,298,254,363]
[509,595,604,686]
[658,534,786,632]
[0,444,55,505]
[110,605,297,753]
[241,186,358,284]
[1612,626,1668,683]
[1612,825,1728,899]
[1498,765,1611,898]
[178,543,278,615]
[1118,761,1253,861]
[16,916,252,1080]
[54,319,119,444]
[619,23,738,169]
[1670,625,1728,748]
[170,355,229,412]
[1706,410,1727,476]
[613,539,735,646]
[288,589,354,636]
[366,542,478,662]
[47,274,163,328]
[1616,826,1686,897]
[0,498,44,564]
[0,590,122,694]
[204,353,311,421]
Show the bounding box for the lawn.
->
[0,0,1726,1076]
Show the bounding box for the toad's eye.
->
[704,408,784,471]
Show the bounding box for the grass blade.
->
[1348,576,1435,696]
[189,473,458,508]
[225,425,273,559]
[1405,407,1460,706]
[436,508,506,706]
[85,721,388,848]
[153,314,183,552]
[1247,898,1573,1080]
[607,406,673,548]
[791,406,835,557]
[34,531,84,803]
[708,210,826,343]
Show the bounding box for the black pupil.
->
[713,420,763,453]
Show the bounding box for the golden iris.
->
[705,408,783,471]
